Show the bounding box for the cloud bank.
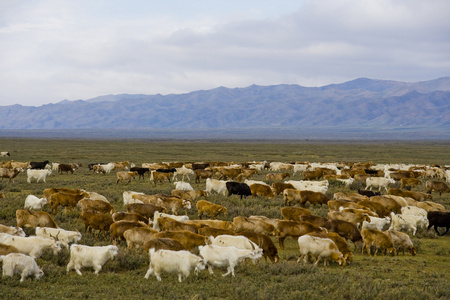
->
[0,0,449,106]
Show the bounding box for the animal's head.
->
[35,268,45,280]
[409,246,417,256]
[51,241,62,255]
[194,258,206,274]
[108,245,119,259]
[182,200,192,209]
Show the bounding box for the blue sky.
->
[0,0,449,106]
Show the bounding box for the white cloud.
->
[0,0,449,106]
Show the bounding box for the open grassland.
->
[0,139,449,299]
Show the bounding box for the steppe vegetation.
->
[0,139,449,299]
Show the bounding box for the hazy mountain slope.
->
[0,77,449,130]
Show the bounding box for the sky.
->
[0,0,449,107]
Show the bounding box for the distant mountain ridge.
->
[0,77,449,132]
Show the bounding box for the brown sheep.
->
[239,231,279,263]
[324,219,362,246]
[271,182,295,195]
[126,203,165,219]
[281,207,312,222]
[277,220,327,250]
[151,230,208,251]
[370,196,403,214]
[327,211,371,227]
[425,180,450,196]
[233,216,279,236]
[16,209,58,229]
[49,192,87,214]
[109,220,148,244]
[196,200,227,219]
[77,199,115,214]
[361,228,396,256]
[143,238,185,252]
[308,231,354,263]
[163,219,200,234]
[123,227,158,249]
[265,172,290,182]
[116,171,138,184]
[78,211,113,239]
[383,230,416,256]
[186,220,235,231]
[388,188,432,202]
[400,178,422,189]
[0,243,19,255]
[249,183,274,198]
[197,226,235,238]
[112,212,149,224]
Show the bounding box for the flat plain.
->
[0,139,449,299]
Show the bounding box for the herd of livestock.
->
[0,154,449,283]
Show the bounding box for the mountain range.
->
[0,77,449,139]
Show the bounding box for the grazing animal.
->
[426,180,450,196]
[0,235,62,259]
[239,231,279,263]
[297,235,345,267]
[226,181,252,199]
[307,231,354,263]
[116,171,138,184]
[174,181,194,191]
[77,199,115,214]
[206,178,228,195]
[388,188,432,202]
[0,253,44,282]
[233,216,279,236]
[24,195,47,210]
[29,160,50,170]
[361,228,396,256]
[0,168,22,183]
[123,227,158,249]
[196,200,227,219]
[67,244,119,275]
[144,249,206,282]
[199,244,262,277]
[35,227,81,248]
[58,163,74,174]
[361,216,391,231]
[172,166,194,181]
[0,151,10,157]
[365,177,395,191]
[272,182,295,195]
[384,230,416,255]
[281,207,312,222]
[249,183,274,198]
[277,220,326,250]
[130,167,150,180]
[49,192,87,214]
[16,210,58,229]
[324,220,362,246]
[27,169,52,183]
[79,212,113,239]
[109,221,148,243]
[266,172,290,182]
[427,211,450,236]
[143,238,185,252]
[112,212,149,224]
[0,224,26,237]
[151,231,208,251]
[388,214,429,236]
[127,203,165,219]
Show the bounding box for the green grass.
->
[0,139,449,299]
